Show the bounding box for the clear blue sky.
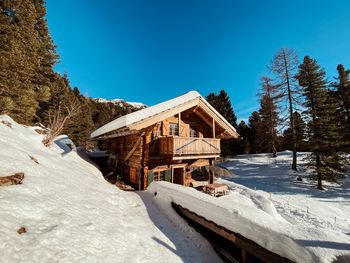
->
[46,0,350,121]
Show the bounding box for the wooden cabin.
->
[91,91,239,190]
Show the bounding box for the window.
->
[153,171,166,181]
[190,126,197,137]
[169,122,179,136]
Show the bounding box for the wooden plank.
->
[178,112,181,136]
[172,202,295,263]
[124,132,144,162]
[172,154,219,160]
[212,118,215,138]
[198,100,239,138]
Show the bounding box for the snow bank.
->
[148,181,350,263]
[0,115,220,263]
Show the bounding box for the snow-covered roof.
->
[91,90,238,139]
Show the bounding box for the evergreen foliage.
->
[331,64,350,152]
[257,77,279,157]
[247,111,262,154]
[297,56,346,189]
[206,90,238,156]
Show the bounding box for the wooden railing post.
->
[178,112,181,136]
[209,158,214,184]
[212,118,215,138]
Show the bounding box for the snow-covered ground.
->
[0,115,220,263]
[219,152,350,262]
[2,115,350,263]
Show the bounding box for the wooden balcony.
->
[157,136,221,159]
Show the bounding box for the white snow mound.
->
[0,115,220,263]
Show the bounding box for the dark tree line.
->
[0,0,141,148]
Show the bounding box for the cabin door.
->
[172,167,185,185]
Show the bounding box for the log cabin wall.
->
[108,133,143,189]
[107,110,220,190]
[161,112,213,138]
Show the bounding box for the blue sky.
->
[46,0,350,121]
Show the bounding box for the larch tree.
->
[297,56,346,190]
[270,48,299,170]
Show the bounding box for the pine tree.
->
[206,90,238,156]
[247,111,263,153]
[270,48,299,169]
[236,120,250,154]
[206,90,237,127]
[32,0,58,115]
[0,0,57,123]
[257,77,279,157]
[331,64,350,152]
[297,56,346,189]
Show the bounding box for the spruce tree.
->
[331,64,350,152]
[258,77,279,157]
[297,56,346,189]
[247,111,263,153]
[206,90,237,127]
[236,120,250,154]
[206,90,238,156]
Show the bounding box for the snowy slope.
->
[0,115,220,263]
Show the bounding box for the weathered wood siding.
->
[158,137,220,156]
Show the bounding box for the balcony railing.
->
[157,136,220,156]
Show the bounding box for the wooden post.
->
[212,118,215,138]
[178,112,181,136]
[241,249,247,263]
[209,159,214,184]
[183,167,186,185]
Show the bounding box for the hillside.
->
[0,115,220,262]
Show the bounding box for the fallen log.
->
[0,173,24,186]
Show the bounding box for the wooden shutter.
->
[147,170,154,187]
[165,169,172,182]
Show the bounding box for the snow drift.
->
[148,181,350,263]
[0,115,220,263]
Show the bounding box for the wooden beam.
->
[96,129,138,140]
[128,98,200,131]
[178,112,181,136]
[212,118,215,138]
[124,132,144,162]
[172,154,220,160]
[198,100,239,138]
[193,109,213,128]
[209,158,214,184]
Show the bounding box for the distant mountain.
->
[92,98,147,109]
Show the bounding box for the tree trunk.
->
[315,152,323,190]
[282,49,297,170]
